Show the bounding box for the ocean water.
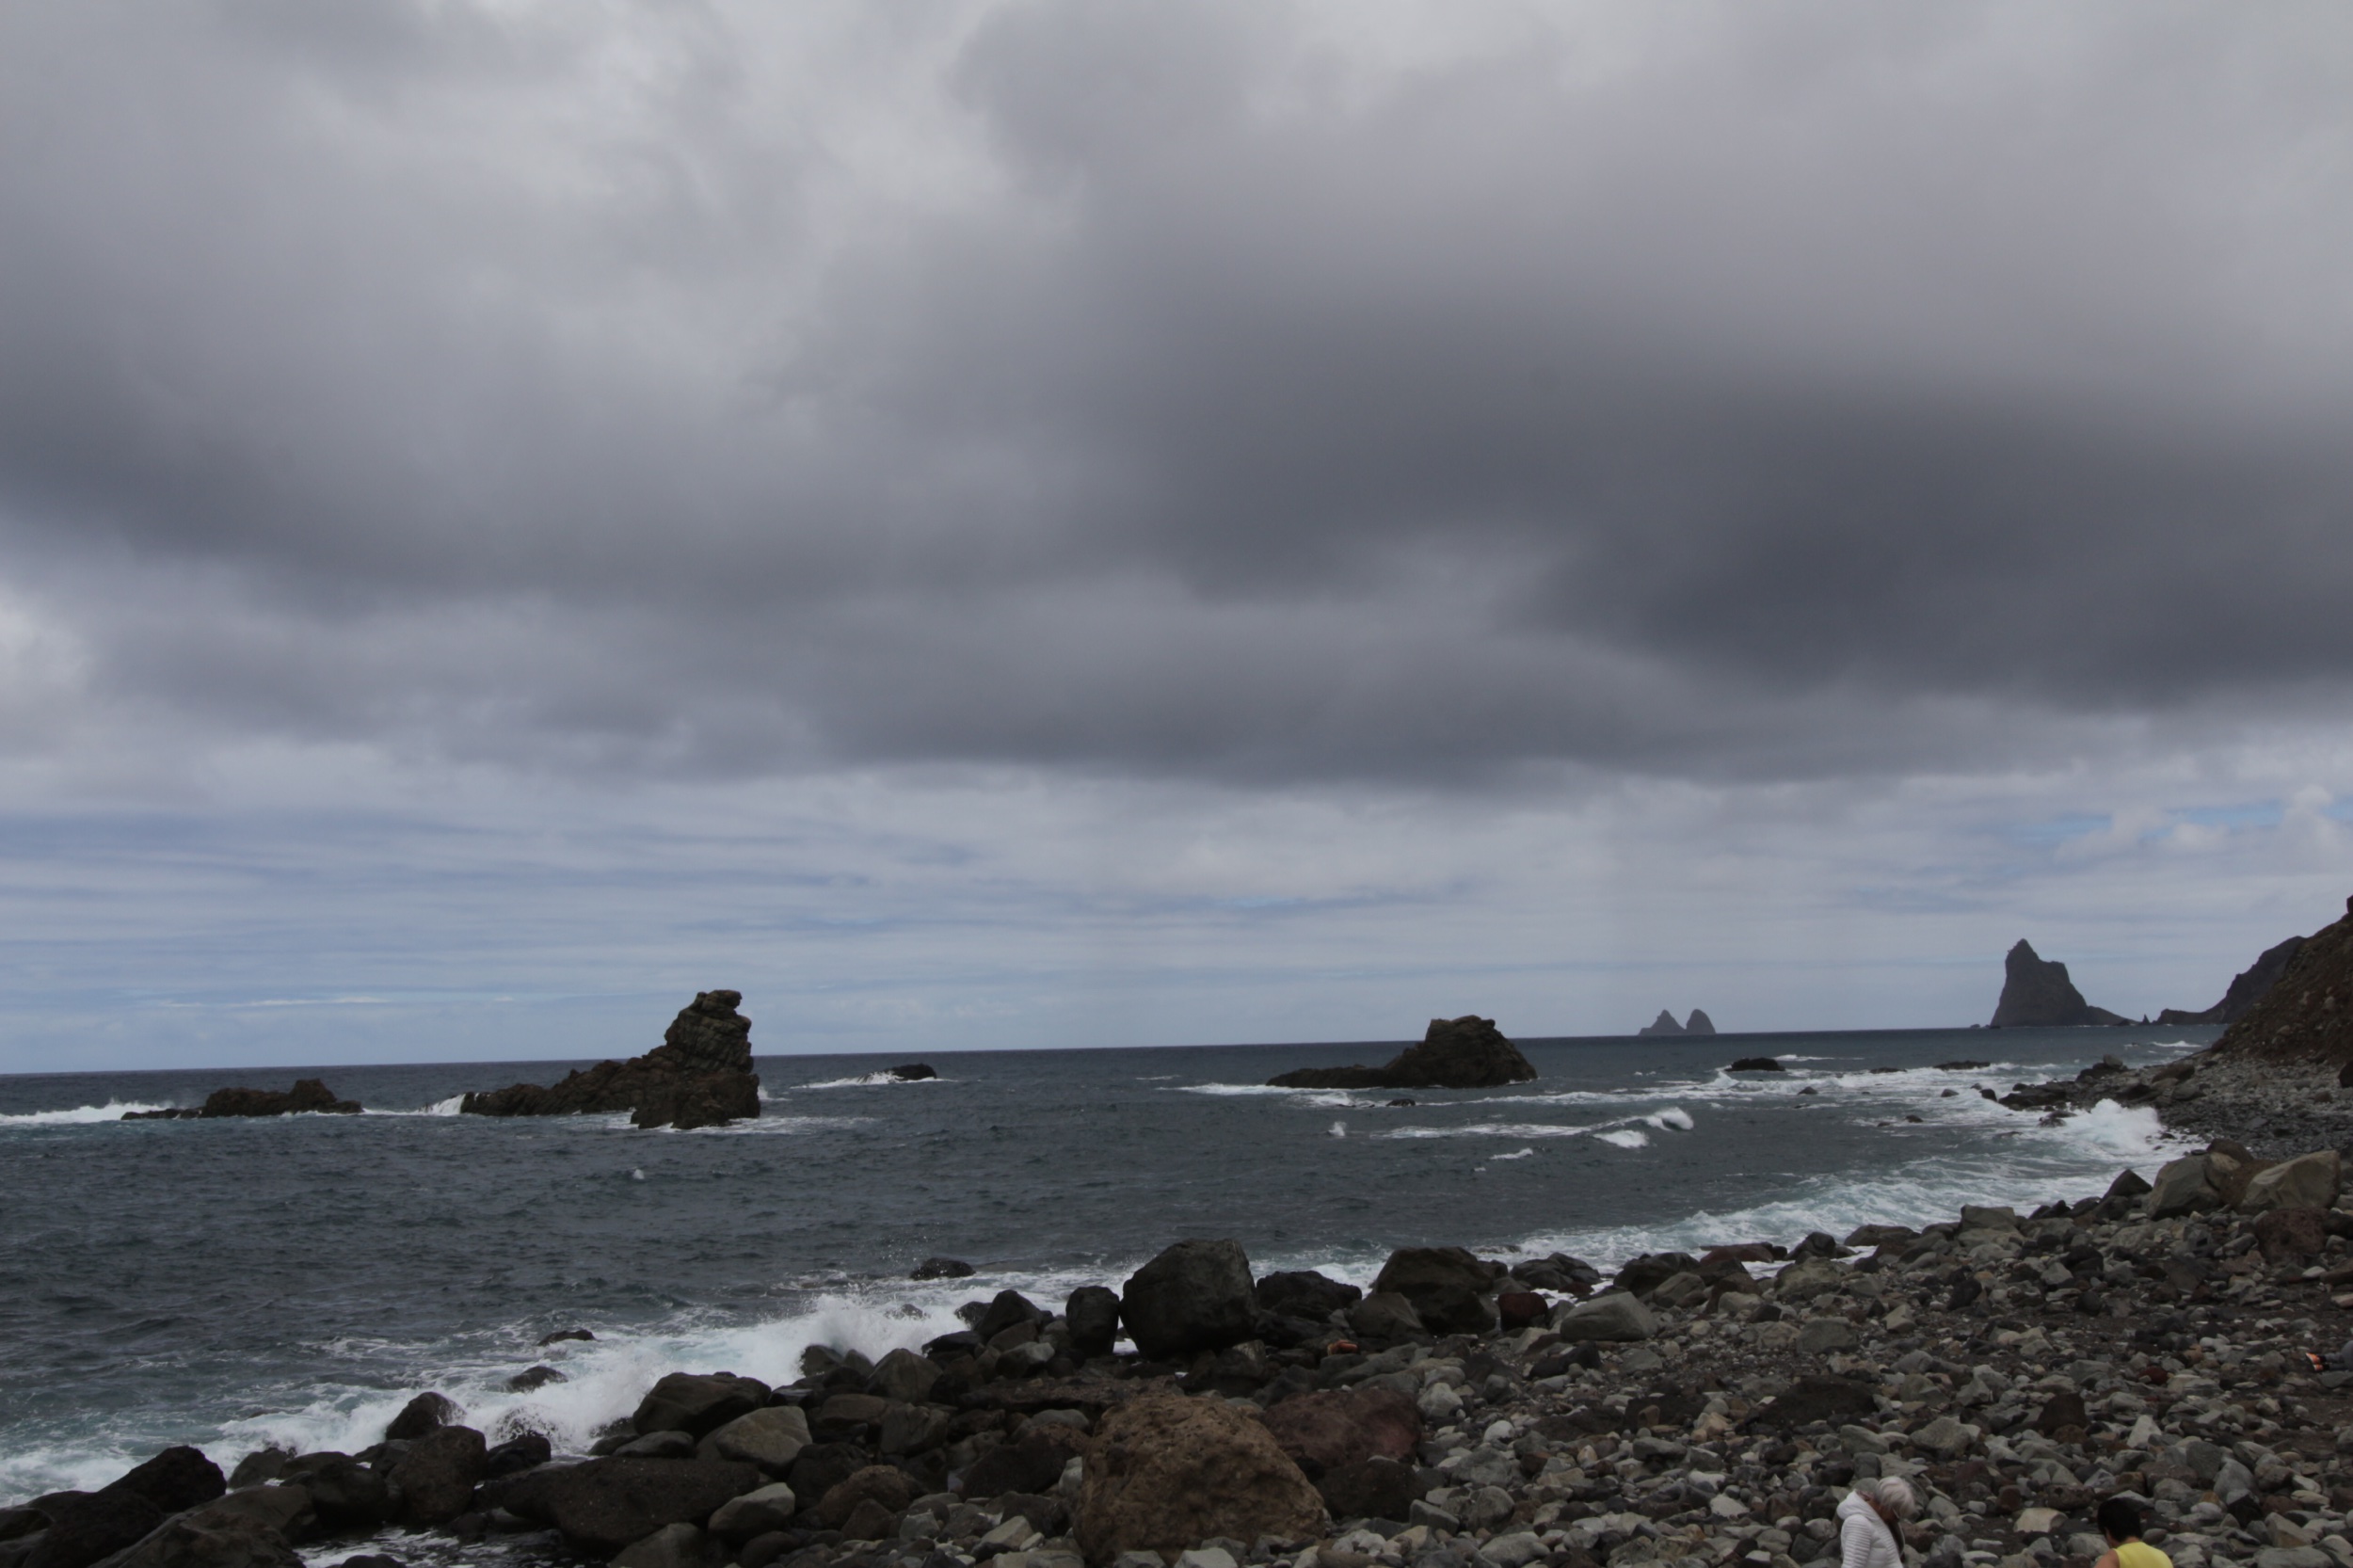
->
[0,1025,2211,1502]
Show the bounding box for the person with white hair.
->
[1837,1477,1919,1568]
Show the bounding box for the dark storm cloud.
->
[4,0,2352,783]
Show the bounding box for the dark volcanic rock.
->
[1265,1016,1537,1090]
[1990,939,2126,1028]
[1254,1270,1362,1321]
[1749,1374,1880,1429]
[886,1064,936,1080]
[957,1426,1089,1500]
[2213,897,2353,1066]
[460,990,761,1129]
[910,1257,973,1280]
[2161,933,2309,1026]
[1684,1010,1717,1035]
[1636,1010,1685,1038]
[389,1426,487,1527]
[383,1393,458,1442]
[278,1454,389,1530]
[502,1458,760,1557]
[106,1448,226,1515]
[128,1080,360,1118]
[1727,1057,1784,1072]
[74,1497,304,1568]
[24,1492,165,1568]
[1121,1240,1257,1359]
[632,1373,768,1438]
[1065,1285,1122,1358]
[1370,1246,1504,1335]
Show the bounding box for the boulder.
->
[389,1425,487,1527]
[837,1499,899,1543]
[959,1424,1090,1499]
[1346,1292,1425,1340]
[1989,940,2126,1027]
[973,1289,1048,1341]
[2105,1169,2153,1200]
[76,1501,302,1568]
[868,1349,940,1405]
[783,1443,867,1503]
[699,1407,809,1473]
[1121,1240,1257,1359]
[1075,1392,1324,1563]
[1369,1247,1503,1335]
[462,990,761,1129]
[484,1432,552,1480]
[911,1257,974,1280]
[1265,1016,1537,1090]
[1613,1253,1703,1300]
[104,1449,227,1516]
[2149,1154,2222,1219]
[1256,1388,1420,1477]
[1497,1290,1548,1329]
[611,1523,709,1568]
[632,1373,768,1438]
[383,1392,458,1442]
[1772,1258,1852,1303]
[707,1483,798,1543]
[504,1459,762,1557]
[812,1467,915,1530]
[276,1455,388,1530]
[1794,1319,1855,1353]
[1727,1058,1784,1072]
[1552,1292,1657,1343]
[1312,1457,1421,1523]
[1066,1286,1122,1358]
[2255,1208,2330,1261]
[2244,1150,2342,1212]
[1750,1375,1880,1429]
[1253,1272,1361,1322]
[25,1494,166,1568]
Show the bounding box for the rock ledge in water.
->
[1264,1016,1536,1090]
[458,991,760,1130]
[123,1079,362,1119]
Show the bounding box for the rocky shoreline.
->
[21,1035,2353,1568]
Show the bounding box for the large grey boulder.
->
[1772,1258,1852,1303]
[612,1523,709,1568]
[503,1458,762,1557]
[2243,1150,2342,1212]
[1552,1292,1658,1342]
[1121,1240,1257,1360]
[2150,1154,2222,1219]
[632,1373,768,1438]
[708,1483,799,1543]
[698,1407,809,1473]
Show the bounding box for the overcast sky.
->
[3,0,2350,1072]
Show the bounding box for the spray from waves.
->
[1329,1121,1347,1138]
[366,1096,466,1117]
[1643,1108,1695,1131]
[0,1101,176,1126]
[1178,1082,1371,1109]
[1517,1097,2182,1275]
[1595,1129,1649,1149]
[1493,1147,1536,1161]
[796,1072,950,1090]
[646,1116,875,1137]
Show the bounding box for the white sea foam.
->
[1328,1120,1347,1137]
[1493,1147,1536,1161]
[367,1096,466,1117]
[1595,1128,1649,1149]
[797,1072,948,1089]
[1177,1082,1369,1109]
[0,1100,176,1126]
[1643,1108,1695,1131]
[1375,1120,1599,1141]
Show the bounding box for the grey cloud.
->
[3,0,2351,787]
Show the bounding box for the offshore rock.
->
[124,1080,361,1119]
[1989,940,2127,1028]
[1684,1009,1717,1035]
[460,991,760,1130]
[1636,1011,1685,1038]
[1265,1016,1536,1091]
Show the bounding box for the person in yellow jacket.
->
[2095,1497,2172,1568]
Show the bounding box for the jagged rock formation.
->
[2211,897,2353,1067]
[1265,1016,1537,1090]
[460,991,761,1130]
[2159,934,2309,1027]
[1989,939,2127,1028]
[1684,1009,1716,1036]
[123,1079,362,1119]
[1637,1010,1713,1037]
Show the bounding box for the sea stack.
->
[1988,940,2126,1028]
[1265,1016,1537,1090]
[1638,1010,1684,1038]
[460,990,761,1129]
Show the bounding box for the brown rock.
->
[1076,1391,1325,1563]
[837,1497,900,1543]
[2256,1207,2329,1261]
[1497,1291,1548,1330]
[1257,1388,1421,1477]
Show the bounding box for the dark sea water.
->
[0,1026,2212,1502]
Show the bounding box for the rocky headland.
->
[460,990,761,1131]
[121,1079,362,1120]
[1268,1019,1539,1092]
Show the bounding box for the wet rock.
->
[462,989,760,1129]
[911,1257,973,1281]
[24,1494,165,1568]
[783,1444,868,1505]
[1508,1254,1601,1292]
[1614,1253,1704,1299]
[973,1289,1049,1340]
[1346,1292,1425,1340]
[1253,1271,1361,1321]
[1497,1290,1548,1330]
[633,1373,769,1438]
[389,1425,487,1528]
[482,1433,552,1480]
[1265,1016,1538,1090]
[1075,1392,1323,1563]
[503,1458,762,1557]
[223,1452,289,1492]
[1728,1058,1785,1072]
[538,1328,596,1346]
[506,1366,566,1393]
[612,1522,709,1568]
[383,1393,458,1442]
[1552,1292,1657,1342]
[277,1455,389,1530]
[1065,1286,1122,1358]
[1120,1240,1257,1360]
[1369,1247,1502,1335]
[77,1499,301,1568]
